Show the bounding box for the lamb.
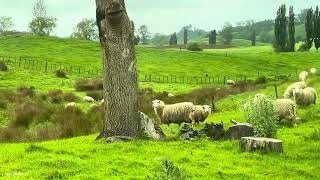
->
[189,105,212,124]
[310,68,317,74]
[66,102,76,107]
[283,81,306,98]
[299,71,309,81]
[152,99,194,125]
[84,96,95,103]
[273,99,299,127]
[293,87,317,106]
[226,80,235,85]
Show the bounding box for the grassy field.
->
[0,35,320,179]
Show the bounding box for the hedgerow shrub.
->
[243,94,278,138]
[187,42,203,51]
[55,69,67,78]
[75,79,103,91]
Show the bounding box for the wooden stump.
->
[225,120,254,140]
[240,137,283,153]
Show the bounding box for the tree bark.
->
[240,137,283,153]
[96,0,140,138]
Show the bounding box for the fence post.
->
[45,62,48,72]
[224,76,226,85]
[78,67,81,75]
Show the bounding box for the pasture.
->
[0,36,319,179]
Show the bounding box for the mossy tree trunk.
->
[96,0,140,138]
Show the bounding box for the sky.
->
[0,0,319,37]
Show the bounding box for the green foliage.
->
[187,42,203,51]
[183,28,188,45]
[298,43,310,52]
[152,33,169,47]
[288,6,296,52]
[305,8,314,49]
[29,0,57,36]
[0,61,8,71]
[0,16,14,33]
[220,23,233,45]
[251,30,256,46]
[55,69,67,78]
[308,129,320,141]
[274,4,288,52]
[314,6,320,50]
[153,160,187,180]
[138,25,150,45]
[209,30,217,45]
[169,33,177,46]
[71,18,98,41]
[244,95,278,138]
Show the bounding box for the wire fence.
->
[0,55,302,85]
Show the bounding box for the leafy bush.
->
[153,160,187,180]
[48,89,64,103]
[17,86,36,97]
[75,79,103,91]
[86,91,103,101]
[63,92,80,102]
[10,102,38,128]
[55,69,67,78]
[187,42,203,51]
[298,43,310,52]
[255,76,267,84]
[0,61,8,71]
[244,94,278,138]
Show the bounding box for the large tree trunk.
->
[96,0,140,138]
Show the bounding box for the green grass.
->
[0,35,320,179]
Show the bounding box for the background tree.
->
[71,18,98,41]
[183,28,188,45]
[297,9,308,24]
[131,21,140,45]
[29,0,57,36]
[274,4,288,52]
[288,6,296,52]
[209,30,217,45]
[0,17,14,33]
[96,0,140,137]
[305,8,314,49]
[169,33,177,46]
[314,6,320,51]
[152,33,168,47]
[220,23,233,45]
[251,30,256,46]
[138,25,150,45]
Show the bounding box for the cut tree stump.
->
[240,137,283,153]
[225,120,254,140]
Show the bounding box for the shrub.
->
[63,92,80,102]
[55,69,67,78]
[0,128,26,142]
[297,43,310,52]
[243,95,278,138]
[255,76,267,84]
[48,90,64,103]
[187,42,203,51]
[0,61,8,71]
[10,102,38,128]
[87,105,105,132]
[75,79,103,91]
[153,160,187,180]
[17,86,36,97]
[86,91,103,101]
[0,96,8,109]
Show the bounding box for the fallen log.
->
[240,137,283,153]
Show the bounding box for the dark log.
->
[225,120,254,140]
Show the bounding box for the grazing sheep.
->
[299,71,309,81]
[152,99,194,125]
[293,87,317,106]
[168,93,175,98]
[273,99,299,127]
[226,80,235,85]
[66,102,76,107]
[84,96,95,103]
[310,68,317,74]
[283,81,306,98]
[189,105,212,124]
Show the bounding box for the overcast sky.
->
[0,0,319,37]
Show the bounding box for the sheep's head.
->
[152,99,165,110]
[202,105,212,115]
[293,87,303,97]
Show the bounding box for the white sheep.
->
[273,99,299,127]
[152,99,194,125]
[283,81,306,98]
[226,80,235,85]
[310,68,317,74]
[293,87,317,106]
[299,71,309,81]
[189,105,212,124]
[84,96,95,103]
[66,102,76,107]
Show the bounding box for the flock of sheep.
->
[151,68,318,128]
[245,68,317,127]
[66,96,104,108]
